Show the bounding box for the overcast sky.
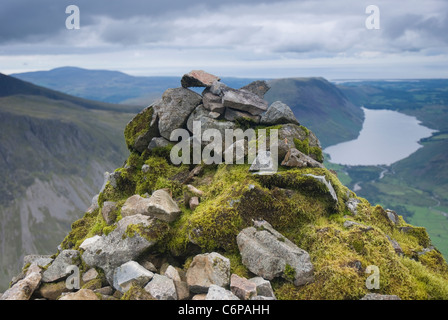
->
[1,0,447,79]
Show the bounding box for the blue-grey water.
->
[324,108,436,166]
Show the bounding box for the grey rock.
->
[125,104,160,153]
[346,198,361,215]
[209,111,221,119]
[23,255,53,269]
[174,280,191,300]
[102,201,118,225]
[0,264,42,300]
[164,265,181,282]
[250,296,276,300]
[186,184,204,196]
[386,235,404,256]
[275,124,321,161]
[360,293,401,300]
[42,250,80,283]
[121,190,181,222]
[223,89,268,115]
[154,88,202,140]
[181,70,220,88]
[148,136,170,151]
[82,268,99,283]
[260,101,299,125]
[192,294,207,300]
[249,277,276,299]
[186,252,231,293]
[141,164,150,173]
[386,209,399,225]
[94,286,114,296]
[187,104,235,139]
[79,235,101,251]
[281,148,324,168]
[82,214,167,282]
[189,196,200,211]
[113,261,154,293]
[139,260,158,273]
[303,174,338,203]
[230,274,257,300]
[205,285,240,300]
[343,220,363,229]
[203,90,225,114]
[209,81,230,96]
[58,289,100,300]
[87,194,100,213]
[237,220,314,286]
[144,274,177,300]
[240,80,270,98]
[224,107,261,123]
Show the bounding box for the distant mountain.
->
[11,67,259,106]
[0,73,134,290]
[12,68,364,147]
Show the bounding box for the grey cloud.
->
[0,0,274,43]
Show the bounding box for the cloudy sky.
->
[1,0,447,79]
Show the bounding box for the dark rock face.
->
[222,89,268,115]
[240,80,271,99]
[260,101,299,125]
[181,70,221,88]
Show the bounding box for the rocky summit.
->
[2,70,448,301]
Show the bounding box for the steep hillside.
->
[265,78,364,147]
[0,74,134,290]
[2,71,447,301]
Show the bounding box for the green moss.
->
[124,106,157,152]
[124,220,169,243]
[234,117,259,131]
[121,284,156,300]
[418,249,448,275]
[81,278,102,290]
[294,137,310,155]
[224,252,250,279]
[309,146,324,162]
[60,208,101,250]
[300,125,310,137]
[402,257,448,299]
[284,264,296,282]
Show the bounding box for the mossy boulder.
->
[124,105,159,153]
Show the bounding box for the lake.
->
[324,107,437,166]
